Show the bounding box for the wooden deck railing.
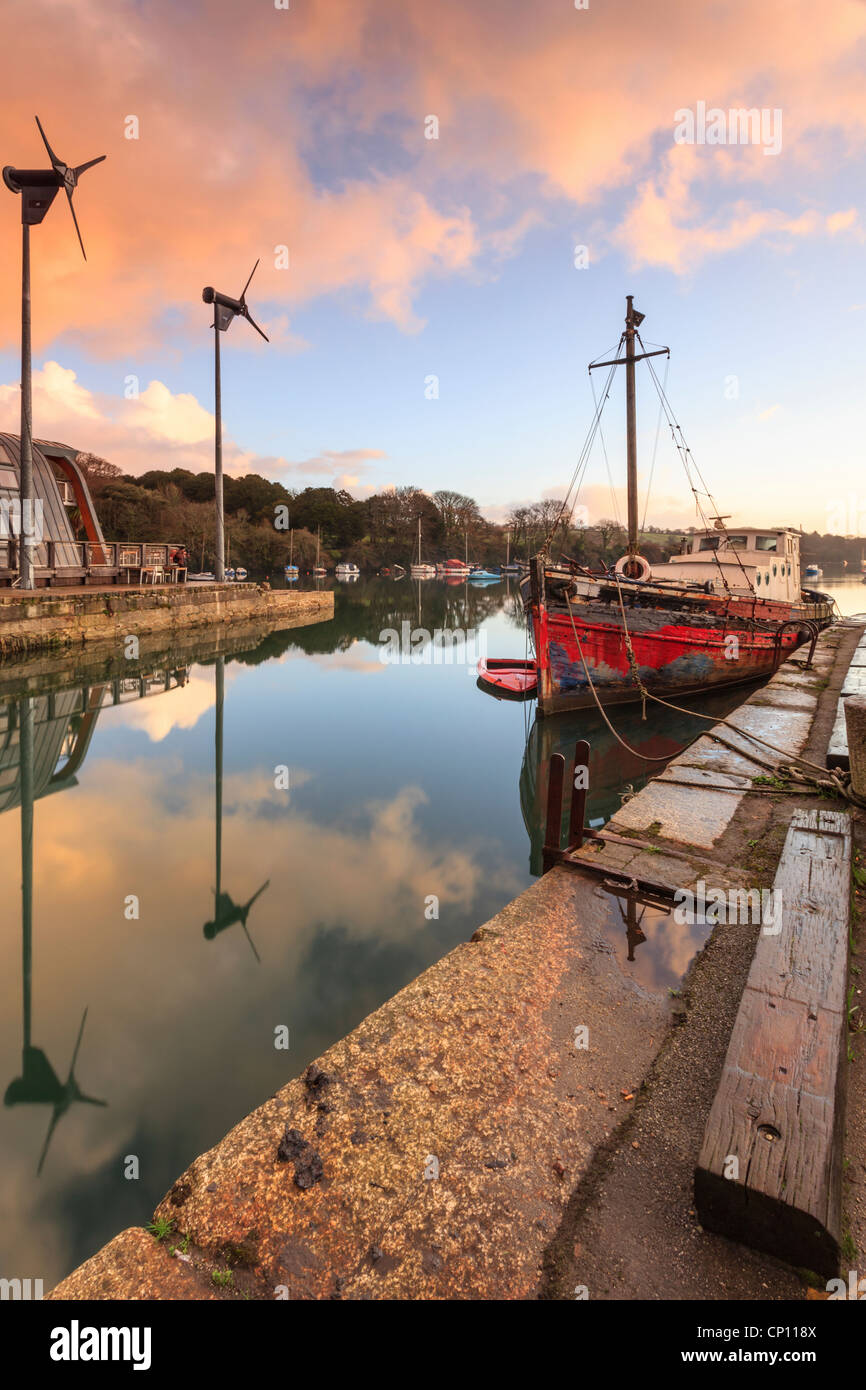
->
[0,540,188,585]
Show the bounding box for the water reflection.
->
[202,657,269,957]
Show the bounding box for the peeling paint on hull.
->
[535,611,804,715]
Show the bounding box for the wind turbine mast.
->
[3,117,105,589]
[202,260,269,583]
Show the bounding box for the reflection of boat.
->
[477,658,536,700]
[519,685,757,876]
[392,564,406,579]
[521,298,833,716]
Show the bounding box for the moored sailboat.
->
[520,298,834,718]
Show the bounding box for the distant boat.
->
[804,564,822,578]
[312,526,326,575]
[392,564,406,579]
[410,516,436,578]
[188,571,215,583]
[469,568,501,580]
[335,562,360,578]
[235,567,248,581]
[438,558,471,577]
[477,658,537,701]
[225,567,236,581]
[285,524,299,579]
[501,532,522,573]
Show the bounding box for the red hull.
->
[531,600,825,715]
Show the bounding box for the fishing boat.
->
[410,516,437,578]
[477,657,537,700]
[520,297,834,718]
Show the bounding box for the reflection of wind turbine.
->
[3,695,106,1174]
[202,656,269,960]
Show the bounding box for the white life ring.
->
[614,553,652,583]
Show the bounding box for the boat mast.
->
[418,514,422,565]
[625,295,639,558]
[588,299,668,572]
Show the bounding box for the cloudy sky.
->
[0,0,863,530]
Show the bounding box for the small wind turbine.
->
[3,117,105,589]
[202,262,269,582]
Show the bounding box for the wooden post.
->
[542,752,565,873]
[568,739,590,851]
[844,695,866,798]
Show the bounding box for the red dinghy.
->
[477,657,537,700]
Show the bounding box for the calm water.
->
[1,572,863,1287]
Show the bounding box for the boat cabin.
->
[651,526,803,600]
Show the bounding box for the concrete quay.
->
[0,584,332,658]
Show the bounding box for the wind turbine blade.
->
[65,189,87,260]
[74,154,107,178]
[241,922,261,964]
[243,308,269,343]
[66,1007,89,1083]
[36,1108,62,1176]
[34,114,62,170]
[240,258,260,300]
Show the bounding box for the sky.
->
[0,0,864,532]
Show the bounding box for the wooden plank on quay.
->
[841,666,866,698]
[694,808,851,1277]
[827,697,849,770]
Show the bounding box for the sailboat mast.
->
[418,514,422,565]
[625,295,639,557]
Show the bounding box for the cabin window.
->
[756,571,761,585]
[772,563,777,576]
[755,535,777,551]
[765,572,770,585]
[699,536,720,550]
[726,535,748,550]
